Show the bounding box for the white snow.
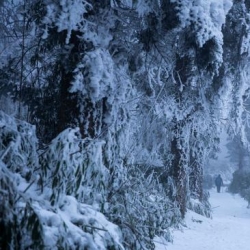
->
[43,0,90,44]
[155,188,250,250]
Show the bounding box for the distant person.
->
[215,174,223,193]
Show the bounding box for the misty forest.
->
[1,0,250,249]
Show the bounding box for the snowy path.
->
[155,188,250,250]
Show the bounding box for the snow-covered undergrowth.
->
[106,164,181,249]
[0,111,179,249]
[155,188,250,250]
[0,111,123,249]
[187,191,211,218]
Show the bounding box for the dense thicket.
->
[224,1,250,207]
[1,0,250,249]
[229,170,250,207]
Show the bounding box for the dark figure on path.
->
[215,174,223,193]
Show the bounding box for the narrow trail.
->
[155,188,250,250]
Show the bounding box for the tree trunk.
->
[189,152,203,201]
[170,122,189,217]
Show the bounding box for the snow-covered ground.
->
[155,187,250,250]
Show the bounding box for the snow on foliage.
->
[0,111,123,249]
[4,0,250,249]
[238,4,250,56]
[0,111,38,173]
[71,49,115,103]
[188,192,211,218]
[106,164,180,249]
[43,0,91,43]
[171,0,232,46]
[34,196,124,249]
[39,127,108,207]
[171,0,232,69]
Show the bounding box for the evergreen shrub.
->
[229,170,250,206]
